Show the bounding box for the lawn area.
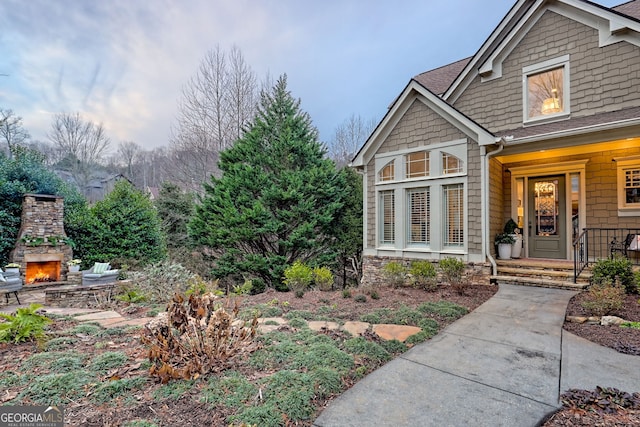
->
[0,284,497,426]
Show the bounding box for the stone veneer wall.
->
[361,255,492,288]
[10,194,73,280]
[44,282,118,308]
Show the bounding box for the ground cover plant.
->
[0,284,496,426]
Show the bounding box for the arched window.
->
[379,160,395,182]
[442,152,463,174]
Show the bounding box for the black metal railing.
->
[573,228,640,282]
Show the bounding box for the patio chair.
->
[610,233,639,258]
[0,269,23,304]
[81,262,119,286]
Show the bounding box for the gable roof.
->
[351,80,496,167]
[443,0,640,102]
[613,0,640,19]
[413,58,471,96]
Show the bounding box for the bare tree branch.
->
[48,112,111,192]
[327,114,377,168]
[0,109,30,158]
[169,45,259,192]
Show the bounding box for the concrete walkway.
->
[314,284,640,427]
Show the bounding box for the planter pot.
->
[510,234,523,258]
[4,267,19,275]
[68,265,80,272]
[498,243,512,260]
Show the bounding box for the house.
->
[352,0,640,286]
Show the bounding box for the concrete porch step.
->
[490,274,588,291]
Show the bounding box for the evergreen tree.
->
[190,75,347,290]
[89,180,166,266]
[333,167,363,288]
[155,182,196,248]
[0,147,85,265]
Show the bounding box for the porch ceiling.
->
[495,137,640,163]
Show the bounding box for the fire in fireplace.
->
[26,261,61,284]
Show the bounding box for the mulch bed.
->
[542,291,640,427]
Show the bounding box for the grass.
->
[89,351,128,374]
[91,377,148,403]
[21,371,92,405]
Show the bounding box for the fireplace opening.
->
[26,261,61,284]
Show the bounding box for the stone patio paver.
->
[74,310,123,321]
[342,321,370,336]
[373,324,422,342]
[307,320,341,332]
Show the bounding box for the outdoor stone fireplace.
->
[10,194,73,286]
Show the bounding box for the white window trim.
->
[615,156,640,216]
[374,142,468,256]
[522,55,570,125]
[406,187,430,248]
[378,190,396,245]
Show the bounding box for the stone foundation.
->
[44,282,121,308]
[361,255,492,288]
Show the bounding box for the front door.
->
[528,175,566,259]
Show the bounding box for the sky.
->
[0,0,623,152]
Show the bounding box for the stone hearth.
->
[10,194,73,286]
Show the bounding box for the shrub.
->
[581,282,625,316]
[342,289,352,298]
[409,260,437,291]
[382,261,406,288]
[313,266,334,291]
[295,289,305,298]
[370,290,380,300]
[249,278,266,295]
[354,294,367,303]
[0,303,51,343]
[115,284,147,303]
[283,261,314,292]
[592,256,637,294]
[129,261,197,303]
[142,293,259,383]
[439,257,466,294]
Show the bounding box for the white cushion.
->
[93,262,110,274]
[0,272,6,282]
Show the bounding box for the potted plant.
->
[495,233,515,260]
[504,218,523,258]
[67,259,82,272]
[4,263,20,274]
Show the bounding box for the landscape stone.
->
[307,320,340,332]
[565,315,588,324]
[342,321,370,337]
[373,324,422,342]
[600,316,626,326]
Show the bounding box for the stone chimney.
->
[10,194,73,285]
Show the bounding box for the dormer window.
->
[379,160,395,182]
[523,55,570,123]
